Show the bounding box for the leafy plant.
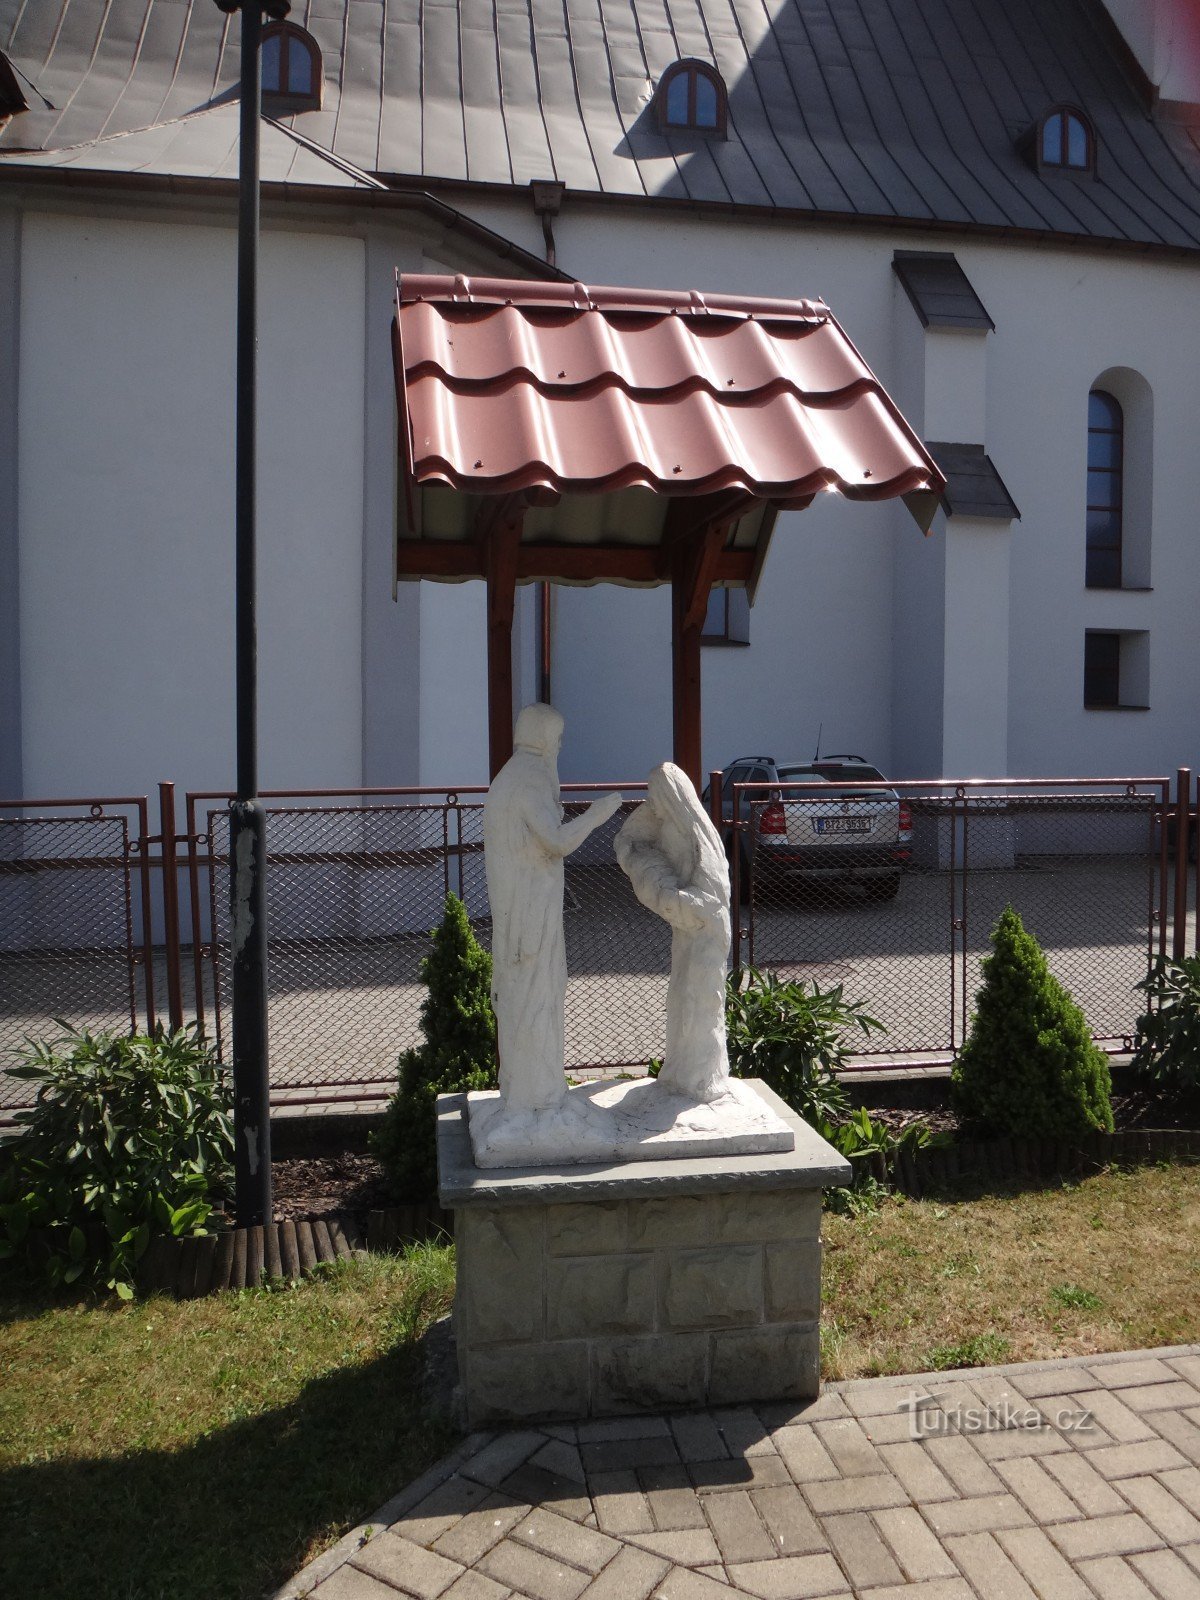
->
[725,966,883,1126]
[928,1331,1011,1371]
[1131,954,1200,1096]
[951,907,1114,1140]
[0,1023,232,1297]
[1050,1282,1102,1311]
[371,893,497,1202]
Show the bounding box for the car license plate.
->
[815,816,871,834]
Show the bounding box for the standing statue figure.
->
[483,704,623,1112]
[615,763,732,1103]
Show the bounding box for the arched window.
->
[655,60,727,136]
[1040,106,1094,172]
[261,22,322,112]
[1087,390,1123,588]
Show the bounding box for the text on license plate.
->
[815,816,871,834]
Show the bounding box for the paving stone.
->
[630,1528,723,1565]
[712,1406,777,1457]
[577,1545,669,1600]
[943,1532,1038,1599]
[638,1462,709,1530]
[875,1440,958,1502]
[1042,1450,1128,1515]
[1078,1555,1161,1599]
[860,1412,920,1445]
[351,1531,466,1598]
[994,1454,1083,1521]
[724,1553,847,1598]
[702,1488,776,1563]
[1117,1473,1200,1542]
[1088,1439,1190,1479]
[758,1394,849,1428]
[478,1537,592,1600]
[581,1435,681,1475]
[873,1507,958,1581]
[850,1581,972,1600]
[1169,1357,1200,1388]
[589,1469,654,1535]
[668,1412,728,1463]
[803,1472,909,1514]
[1150,1410,1200,1465]
[751,1484,829,1556]
[821,1511,901,1588]
[1048,1512,1164,1560]
[689,1452,791,1494]
[1069,1390,1156,1443]
[1128,1548,1200,1599]
[511,1509,622,1574]
[1118,1381,1200,1412]
[577,1417,673,1442]
[922,1494,1032,1536]
[441,1574,511,1600]
[312,1567,404,1600]
[924,1434,1004,1497]
[433,1495,531,1565]
[1160,1467,1200,1517]
[501,1464,593,1523]
[531,1439,587,1485]
[1182,1544,1200,1577]
[994,1525,1093,1598]
[1007,1368,1091,1400]
[813,1418,885,1477]
[841,1384,921,1420]
[773,1427,839,1483]
[694,1566,729,1584]
[462,1433,547,1488]
[394,1475,494,1546]
[1090,1359,1181,1390]
[654,1569,747,1600]
[542,1423,579,1443]
[968,1422,1069,1461]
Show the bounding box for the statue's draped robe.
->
[483,751,569,1111]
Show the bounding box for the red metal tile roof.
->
[394,274,944,524]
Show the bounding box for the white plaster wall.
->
[924,331,988,445]
[417,580,490,786]
[942,520,1011,778]
[17,211,366,798]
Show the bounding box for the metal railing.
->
[1,769,1195,1121]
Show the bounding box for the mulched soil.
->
[265,1083,1200,1222]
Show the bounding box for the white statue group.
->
[470,704,793,1167]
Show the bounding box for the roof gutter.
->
[0,162,570,280]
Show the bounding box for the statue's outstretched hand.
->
[589,792,624,826]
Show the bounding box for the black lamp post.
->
[214,0,289,1226]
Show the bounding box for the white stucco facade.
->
[3,171,1200,800]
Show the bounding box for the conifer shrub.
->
[951,906,1114,1140]
[370,893,497,1202]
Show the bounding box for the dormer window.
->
[655,60,727,136]
[1039,106,1094,173]
[261,22,322,113]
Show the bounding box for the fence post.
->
[159,781,184,1031]
[1175,767,1192,961]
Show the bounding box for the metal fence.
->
[1,771,1196,1123]
[733,776,1175,1065]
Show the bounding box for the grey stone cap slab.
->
[437,1079,851,1208]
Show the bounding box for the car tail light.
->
[898,800,913,835]
[759,802,787,836]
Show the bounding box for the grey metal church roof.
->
[5,0,1200,251]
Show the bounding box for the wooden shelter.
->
[392,274,945,784]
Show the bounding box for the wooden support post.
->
[484,506,523,778]
[670,523,728,789]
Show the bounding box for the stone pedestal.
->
[436,1080,851,1426]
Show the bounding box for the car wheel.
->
[864,873,901,901]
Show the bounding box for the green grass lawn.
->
[0,1246,457,1600]
[2,1166,1198,1600]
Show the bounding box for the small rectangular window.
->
[702,587,750,646]
[1085,630,1149,710]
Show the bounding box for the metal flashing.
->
[927,442,1020,521]
[892,252,994,331]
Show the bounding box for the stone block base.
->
[438,1080,849,1426]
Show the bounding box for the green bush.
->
[951,907,1113,1140]
[0,1023,232,1297]
[725,966,883,1127]
[371,893,497,1202]
[1132,955,1200,1096]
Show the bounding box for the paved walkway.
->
[280,1345,1200,1600]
